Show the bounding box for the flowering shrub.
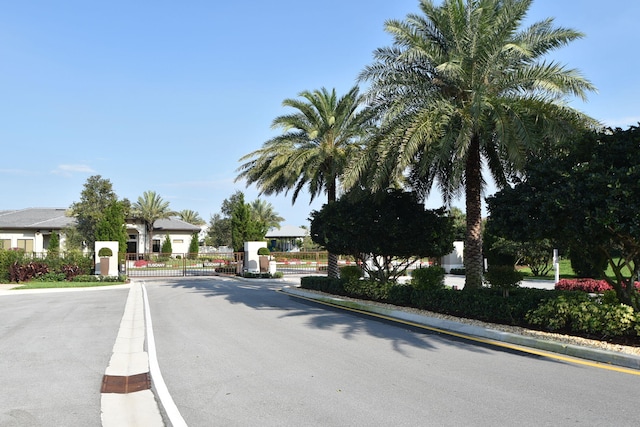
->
[133,260,148,267]
[555,278,640,293]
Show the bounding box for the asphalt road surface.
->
[143,277,639,426]
[1,278,638,426]
[0,287,128,426]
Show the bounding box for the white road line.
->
[141,283,188,427]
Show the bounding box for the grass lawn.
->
[518,258,634,282]
[10,281,128,290]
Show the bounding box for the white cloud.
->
[51,164,96,177]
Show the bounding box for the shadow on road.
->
[140,276,540,359]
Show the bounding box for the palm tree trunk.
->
[464,135,484,289]
[327,178,340,279]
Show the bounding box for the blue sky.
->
[1,0,638,228]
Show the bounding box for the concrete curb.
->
[101,282,164,427]
[281,286,640,371]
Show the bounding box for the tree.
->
[131,191,176,253]
[449,207,466,241]
[161,234,172,255]
[207,213,231,247]
[94,200,129,254]
[310,190,454,283]
[188,232,199,259]
[178,210,205,226]
[250,199,284,236]
[353,0,595,288]
[236,86,374,278]
[487,126,640,310]
[69,175,120,250]
[230,192,262,251]
[47,231,60,257]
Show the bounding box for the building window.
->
[0,239,10,250]
[152,239,161,253]
[173,239,183,244]
[17,239,34,252]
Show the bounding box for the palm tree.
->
[250,199,284,231]
[131,191,176,253]
[236,86,373,277]
[178,209,205,226]
[353,0,596,288]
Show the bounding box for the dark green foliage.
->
[488,126,640,310]
[188,233,199,259]
[257,247,271,256]
[94,200,128,253]
[230,192,263,251]
[310,190,454,283]
[339,265,363,282]
[484,265,524,297]
[161,234,172,254]
[207,213,231,247]
[449,268,465,275]
[411,266,445,290]
[98,247,113,257]
[526,293,640,337]
[568,245,607,279]
[0,249,27,282]
[300,276,346,295]
[69,175,122,250]
[48,232,60,257]
[0,250,92,282]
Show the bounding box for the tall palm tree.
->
[251,199,284,231]
[236,86,373,277]
[131,191,176,253]
[353,0,596,288]
[178,209,205,226]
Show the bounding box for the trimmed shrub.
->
[449,268,465,275]
[484,265,524,297]
[257,247,271,256]
[98,247,113,257]
[526,292,640,337]
[411,266,445,290]
[340,265,363,282]
[300,276,346,295]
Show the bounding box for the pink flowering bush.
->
[555,278,640,293]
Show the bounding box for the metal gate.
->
[123,252,243,278]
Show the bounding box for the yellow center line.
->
[280,290,640,377]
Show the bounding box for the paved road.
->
[0,286,129,427]
[144,277,638,426]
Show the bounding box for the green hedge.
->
[299,275,640,340]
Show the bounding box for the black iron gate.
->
[123,253,243,277]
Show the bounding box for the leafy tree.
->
[131,191,176,253]
[353,0,595,289]
[188,232,199,259]
[236,86,374,278]
[487,126,640,310]
[250,199,284,235]
[69,175,120,250]
[449,207,466,241]
[161,234,172,255]
[310,190,454,283]
[207,213,231,247]
[94,200,128,254]
[230,192,262,251]
[178,209,205,226]
[47,231,60,257]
